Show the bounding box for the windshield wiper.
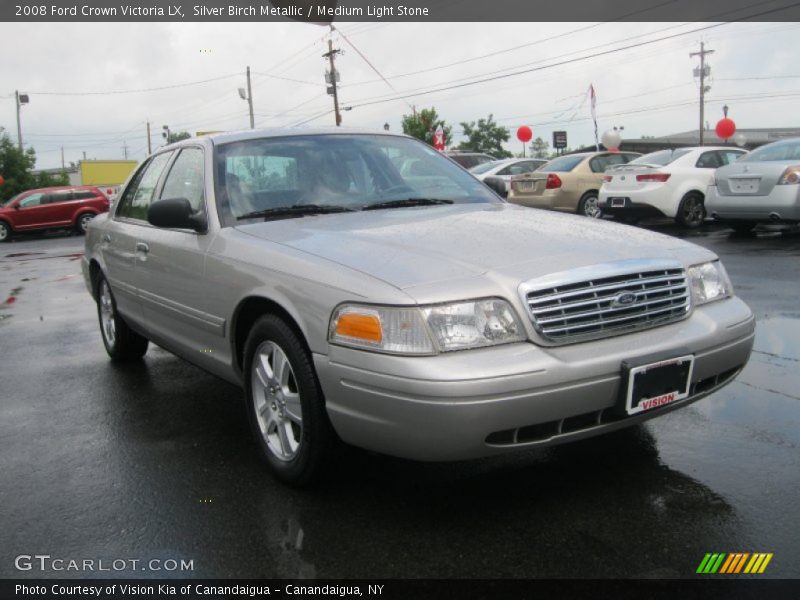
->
[361,198,454,211]
[236,204,356,221]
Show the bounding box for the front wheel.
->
[578,192,602,218]
[676,193,706,228]
[96,275,149,361]
[0,221,11,242]
[243,315,335,486]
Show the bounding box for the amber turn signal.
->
[335,313,382,343]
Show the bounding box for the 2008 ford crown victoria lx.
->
[82,130,755,485]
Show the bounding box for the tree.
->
[401,107,452,147]
[529,137,550,159]
[167,131,192,144]
[457,114,512,158]
[0,128,68,203]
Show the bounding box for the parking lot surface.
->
[1,224,799,578]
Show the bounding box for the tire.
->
[75,212,96,235]
[243,314,335,486]
[676,193,706,229]
[730,221,757,235]
[96,275,149,361]
[0,221,11,243]
[577,192,602,218]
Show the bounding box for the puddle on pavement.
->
[753,315,800,362]
[3,286,23,305]
[4,252,45,258]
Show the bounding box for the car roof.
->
[163,127,409,148]
[20,185,98,194]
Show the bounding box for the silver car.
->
[707,137,800,233]
[82,129,755,485]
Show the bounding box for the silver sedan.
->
[83,129,755,485]
[707,137,800,233]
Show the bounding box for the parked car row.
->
[0,185,110,242]
[464,137,800,233]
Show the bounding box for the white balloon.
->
[601,129,621,149]
[734,133,747,147]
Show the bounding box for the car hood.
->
[234,203,715,290]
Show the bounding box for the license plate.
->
[517,181,535,192]
[609,197,627,207]
[624,355,694,416]
[730,178,759,193]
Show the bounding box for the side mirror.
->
[147,198,207,232]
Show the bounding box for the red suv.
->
[0,186,110,242]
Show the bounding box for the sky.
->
[1,20,799,169]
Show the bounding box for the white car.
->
[470,158,547,197]
[599,147,747,228]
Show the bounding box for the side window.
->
[696,152,722,169]
[72,190,96,200]
[719,150,745,165]
[117,152,174,221]
[46,192,71,204]
[160,148,205,212]
[19,193,44,208]
[590,155,627,173]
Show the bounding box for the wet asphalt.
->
[0,222,798,579]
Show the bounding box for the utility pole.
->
[246,66,254,129]
[15,91,29,151]
[61,147,65,169]
[146,122,152,154]
[122,141,129,160]
[323,39,342,126]
[690,42,714,145]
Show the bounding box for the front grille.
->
[525,267,690,344]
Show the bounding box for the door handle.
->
[101,234,111,243]
[136,242,150,254]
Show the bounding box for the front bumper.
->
[706,184,800,222]
[315,298,754,461]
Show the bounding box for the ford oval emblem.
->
[612,292,637,307]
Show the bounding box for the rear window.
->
[741,139,800,162]
[538,155,584,172]
[630,149,692,166]
[469,160,502,175]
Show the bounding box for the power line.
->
[340,3,800,113]
[26,73,241,96]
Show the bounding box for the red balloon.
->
[517,125,533,143]
[715,118,736,140]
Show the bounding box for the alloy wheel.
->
[99,280,116,347]
[251,341,303,461]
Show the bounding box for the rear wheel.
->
[730,221,757,235]
[75,212,96,235]
[96,275,149,361]
[244,315,335,486]
[0,221,10,243]
[578,192,602,218]
[676,193,706,228]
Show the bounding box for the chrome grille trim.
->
[519,260,691,345]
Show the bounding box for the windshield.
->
[215,134,500,224]
[1,193,22,207]
[740,139,800,162]
[469,160,502,175]
[630,148,692,166]
[538,155,585,172]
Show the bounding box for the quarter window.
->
[695,152,722,169]
[160,148,205,212]
[117,152,174,221]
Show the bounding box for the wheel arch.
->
[231,296,311,377]
[88,259,104,301]
[73,209,100,225]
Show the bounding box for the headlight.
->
[688,261,732,305]
[329,299,526,354]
